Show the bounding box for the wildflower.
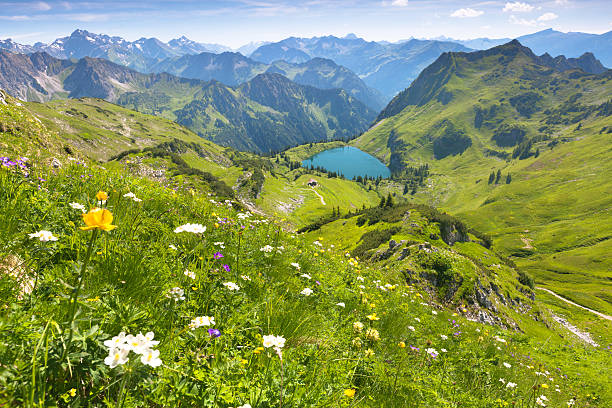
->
[69,202,86,212]
[344,389,356,398]
[356,276,365,282]
[300,273,312,279]
[213,252,224,259]
[104,332,128,349]
[352,337,363,348]
[208,328,221,338]
[365,328,380,341]
[541,384,549,389]
[223,282,240,291]
[241,275,251,281]
[96,191,108,202]
[441,348,447,353]
[169,244,177,250]
[499,378,506,384]
[184,270,196,280]
[506,382,517,388]
[174,223,206,234]
[189,316,215,329]
[140,348,162,367]
[262,335,286,349]
[213,241,225,248]
[366,313,379,321]
[28,230,58,242]
[291,262,301,270]
[426,348,438,358]
[300,287,313,296]
[166,287,185,301]
[253,347,264,354]
[398,341,406,348]
[260,245,274,253]
[353,322,364,333]
[336,302,346,308]
[80,208,117,231]
[237,404,252,408]
[364,348,375,358]
[432,310,438,315]
[124,332,159,354]
[68,388,76,397]
[536,395,548,406]
[414,317,421,322]
[104,347,129,368]
[123,192,142,202]
[408,326,415,331]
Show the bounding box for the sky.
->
[0,0,610,48]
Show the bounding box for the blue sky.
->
[1,1,610,48]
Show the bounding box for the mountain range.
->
[250,36,473,98]
[430,29,612,68]
[0,50,374,153]
[148,53,386,110]
[0,29,231,72]
[2,29,610,104]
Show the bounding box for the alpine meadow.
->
[0,1,611,407]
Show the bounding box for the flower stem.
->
[61,229,98,362]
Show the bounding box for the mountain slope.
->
[0,50,374,153]
[250,35,472,97]
[148,52,386,110]
[352,41,612,314]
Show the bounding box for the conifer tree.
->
[495,169,502,184]
[506,173,512,184]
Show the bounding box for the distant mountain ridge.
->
[250,35,473,98]
[435,29,612,68]
[377,40,608,122]
[0,29,231,72]
[148,52,386,110]
[0,50,374,153]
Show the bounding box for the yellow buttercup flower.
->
[80,208,117,231]
[366,313,379,321]
[69,388,76,397]
[398,341,406,348]
[344,389,355,398]
[95,191,108,201]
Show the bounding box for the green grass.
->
[352,51,612,317]
[0,159,610,407]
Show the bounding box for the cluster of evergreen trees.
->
[488,169,511,185]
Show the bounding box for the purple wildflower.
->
[222,264,230,272]
[208,328,221,338]
[213,252,224,259]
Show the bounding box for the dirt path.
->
[536,287,612,321]
[310,187,326,205]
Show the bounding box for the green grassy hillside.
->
[1,153,610,407]
[352,41,612,316]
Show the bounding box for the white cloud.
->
[450,8,484,18]
[0,15,31,21]
[503,2,534,13]
[537,12,558,21]
[509,14,537,26]
[555,0,569,5]
[391,0,408,6]
[33,1,51,11]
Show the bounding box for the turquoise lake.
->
[302,146,391,179]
